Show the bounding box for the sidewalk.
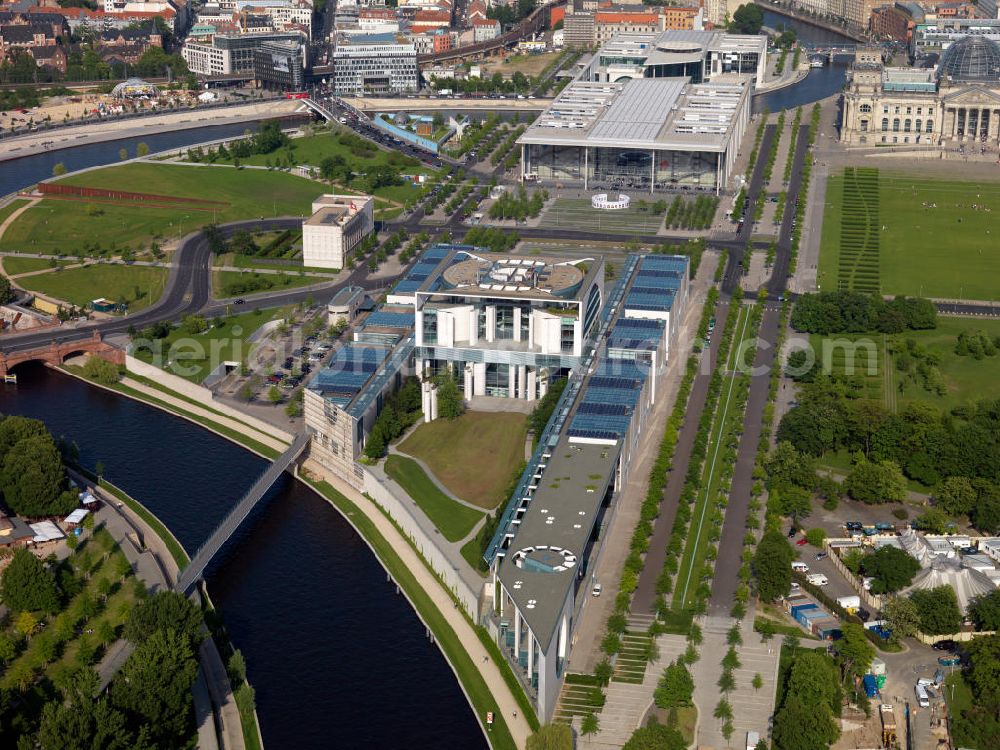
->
[691,614,779,750]
[119,376,290,454]
[80,475,239,750]
[310,462,534,749]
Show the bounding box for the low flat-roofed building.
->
[963,553,996,572]
[518,76,751,194]
[328,285,366,326]
[301,194,375,270]
[980,538,1000,562]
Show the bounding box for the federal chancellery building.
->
[841,37,1000,146]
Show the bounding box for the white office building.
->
[332,42,419,95]
[301,194,375,270]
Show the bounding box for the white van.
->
[915,684,930,708]
[791,561,809,573]
[806,573,829,586]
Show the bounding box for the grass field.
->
[132,305,294,383]
[19,263,168,312]
[820,167,881,294]
[945,672,976,748]
[212,269,324,298]
[1,163,319,255]
[0,198,28,226]
[819,169,1000,300]
[384,454,483,542]
[2,256,75,275]
[397,411,527,509]
[893,316,1000,411]
[482,51,562,78]
[539,198,665,234]
[809,331,886,402]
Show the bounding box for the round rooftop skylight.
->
[512,545,577,574]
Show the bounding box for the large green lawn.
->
[894,316,1000,411]
[1,163,319,255]
[212,269,327,298]
[19,263,168,312]
[2,256,75,275]
[0,198,29,226]
[819,170,1000,300]
[397,411,527,509]
[384,454,483,542]
[132,305,295,383]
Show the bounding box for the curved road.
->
[0,218,388,355]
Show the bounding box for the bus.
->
[285,92,309,100]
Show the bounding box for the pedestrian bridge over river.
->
[175,432,310,593]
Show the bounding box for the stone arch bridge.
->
[0,331,124,376]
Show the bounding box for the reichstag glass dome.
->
[938,36,1000,82]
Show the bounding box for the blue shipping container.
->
[863,674,878,698]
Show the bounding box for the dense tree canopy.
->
[934,476,978,516]
[622,721,687,750]
[910,586,962,636]
[0,548,61,614]
[881,596,921,640]
[970,589,1000,631]
[1,432,76,517]
[844,456,907,504]
[752,530,794,601]
[111,628,198,747]
[791,292,936,335]
[860,546,920,594]
[124,591,204,649]
[773,650,841,750]
[729,3,763,34]
[654,660,694,708]
[953,634,1000,750]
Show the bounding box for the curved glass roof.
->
[939,36,1000,82]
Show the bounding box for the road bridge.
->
[0,330,123,376]
[349,97,550,113]
[175,432,311,594]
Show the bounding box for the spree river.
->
[0,363,486,749]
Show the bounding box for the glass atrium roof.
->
[939,36,1000,81]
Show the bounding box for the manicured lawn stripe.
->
[384,455,483,542]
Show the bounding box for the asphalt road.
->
[631,126,778,614]
[708,124,810,614]
[0,218,380,355]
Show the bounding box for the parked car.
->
[796,538,808,546]
[816,552,828,560]
[932,640,957,652]
[591,583,602,597]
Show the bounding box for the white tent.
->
[30,520,65,543]
[64,508,89,525]
[904,555,995,613]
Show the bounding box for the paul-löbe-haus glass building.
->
[517,30,762,194]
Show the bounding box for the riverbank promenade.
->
[310,461,534,748]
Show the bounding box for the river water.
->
[755,10,854,112]
[0,362,486,749]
